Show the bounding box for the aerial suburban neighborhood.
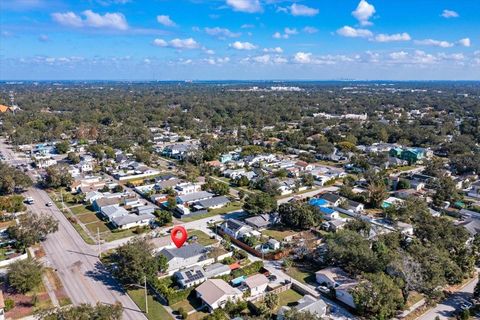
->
[1,0,480,320]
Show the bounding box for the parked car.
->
[316,285,330,294]
[46,202,53,207]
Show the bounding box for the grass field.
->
[70,205,92,215]
[285,265,317,285]
[277,289,303,309]
[180,202,243,222]
[187,229,217,246]
[77,213,100,224]
[128,289,173,320]
[261,228,296,241]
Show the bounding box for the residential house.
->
[175,182,202,195]
[177,191,214,205]
[204,263,231,278]
[111,212,155,230]
[195,279,242,311]
[220,219,253,239]
[277,295,327,320]
[295,160,314,171]
[319,193,343,207]
[174,266,207,288]
[457,218,480,243]
[244,274,269,296]
[345,199,364,213]
[162,143,197,160]
[160,243,210,273]
[318,207,340,221]
[195,196,230,210]
[101,205,129,221]
[396,222,414,236]
[244,213,275,230]
[267,238,280,250]
[315,267,358,309]
[34,157,57,169]
[468,181,480,199]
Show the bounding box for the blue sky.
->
[1,0,479,80]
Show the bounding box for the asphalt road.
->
[416,271,478,320]
[1,140,146,320]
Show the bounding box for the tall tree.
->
[8,257,44,293]
[353,273,404,320]
[8,212,58,248]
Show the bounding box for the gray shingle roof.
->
[160,243,208,261]
[196,196,230,208]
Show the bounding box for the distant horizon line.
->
[1,79,480,82]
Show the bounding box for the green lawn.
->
[128,289,174,320]
[85,221,110,234]
[70,205,92,215]
[77,213,100,224]
[104,228,136,242]
[261,228,296,241]
[187,229,217,246]
[180,202,243,222]
[187,312,209,320]
[277,289,303,310]
[285,265,317,285]
[71,222,95,245]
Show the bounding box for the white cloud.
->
[252,54,271,63]
[284,27,298,35]
[337,26,372,38]
[415,39,454,48]
[241,24,254,29]
[157,15,176,27]
[226,0,262,13]
[51,12,84,28]
[441,9,459,18]
[458,38,471,47]
[38,34,49,42]
[205,49,215,55]
[153,38,200,49]
[52,10,128,30]
[263,47,283,53]
[272,28,298,39]
[273,32,286,39]
[229,41,257,50]
[289,3,319,17]
[389,51,408,60]
[352,0,375,26]
[205,27,241,38]
[374,33,411,42]
[303,26,318,34]
[205,57,230,65]
[82,10,128,30]
[293,52,313,64]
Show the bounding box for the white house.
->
[174,266,207,288]
[160,243,209,273]
[196,279,242,311]
[175,182,202,195]
[244,274,269,296]
[220,219,253,239]
[315,267,358,309]
[277,295,327,320]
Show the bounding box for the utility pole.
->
[97,227,101,257]
[144,275,148,314]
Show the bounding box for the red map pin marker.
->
[171,226,188,248]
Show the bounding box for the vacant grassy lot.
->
[180,202,243,222]
[70,205,92,215]
[285,264,317,285]
[77,213,100,224]
[262,228,296,241]
[277,289,303,309]
[128,289,173,320]
[187,229,217,246]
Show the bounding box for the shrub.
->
[4,298,15,311]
